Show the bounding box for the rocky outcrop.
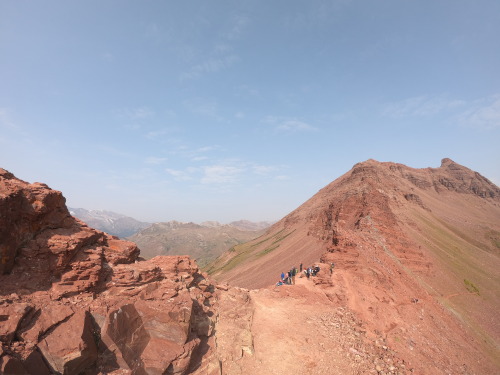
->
[3,160,500,375]
[0,169,220,374]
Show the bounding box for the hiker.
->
[291,268,296,285]
[306,268,310,279]
[300,263,303,272]
[330,262,335,275]
[311,266,319,276]
[281,272,285,281]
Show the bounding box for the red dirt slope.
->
[209,158,500,374]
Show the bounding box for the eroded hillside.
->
[1,160,499,374]
[209,158,500,373]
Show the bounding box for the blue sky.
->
[1,1,499,223]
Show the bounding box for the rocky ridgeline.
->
[3,161,498,375]
[0,169,234,374]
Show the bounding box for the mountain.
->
[226,220,275,231]
[208,158,500,373]
[0,168,224,374]
[2,161,499,374]
[69,207,151,238]
[127,220,269,267]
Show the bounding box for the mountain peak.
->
[209,158,500,374]
[440,157,455,166]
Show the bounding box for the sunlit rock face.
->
[0,169,218,374]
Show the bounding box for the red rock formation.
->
[0,169,218,374]
[209,158,500,374]
[2,160,499,375]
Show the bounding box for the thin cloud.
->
[264,116,318,133]
[0,108,15,129]
[383,94,500,130]
[165,168,194,181]
[144,22,172,44]
[382,95,465,118]
[0,108,30,139]
[145,129,170,139]
[180,13,247,81]
[252,165,277,175]
[145,156,167,165]
[238,85,261,97]
[190,147,217,162]
[197,146,218,153]
[458,95,500,129]
[223,14,250,40]
[181,55,239,80]
[192,156,209,162]
[175,144,220,161]
[183,98,227,122]
[201,165,244,184]
[183,98,217,117]
[283,0,349,29]
[94,144,133,159]
[277,120,317,132]
[114,106,155,120]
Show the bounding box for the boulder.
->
[105,238,140,265]
[0,303,33,344]
[18,304,74,343]
[38,310,98,374]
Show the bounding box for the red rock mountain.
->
[1,159,499,375]
[209,158,500,373]
[0,169,224,374]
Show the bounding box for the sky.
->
[1,1,499,223]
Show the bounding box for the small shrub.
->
[463,279,480,295]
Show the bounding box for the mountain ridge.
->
[208,158,500,372]
[1,160,499,374]
[69,207,151,238]
[128,220,270,267]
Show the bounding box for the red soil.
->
[210,158,500,374]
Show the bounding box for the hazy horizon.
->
[1,1,499,223]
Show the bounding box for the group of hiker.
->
[276,263,327,286]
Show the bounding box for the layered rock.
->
[0,169,219,374]
[209,159,500,374]
[3,160,499,375]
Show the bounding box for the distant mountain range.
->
[69,207,273,265]
[69,208,151,238]
[127,220,273,266]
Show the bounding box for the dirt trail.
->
[249,280,366,374]
[213,275,404,375]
